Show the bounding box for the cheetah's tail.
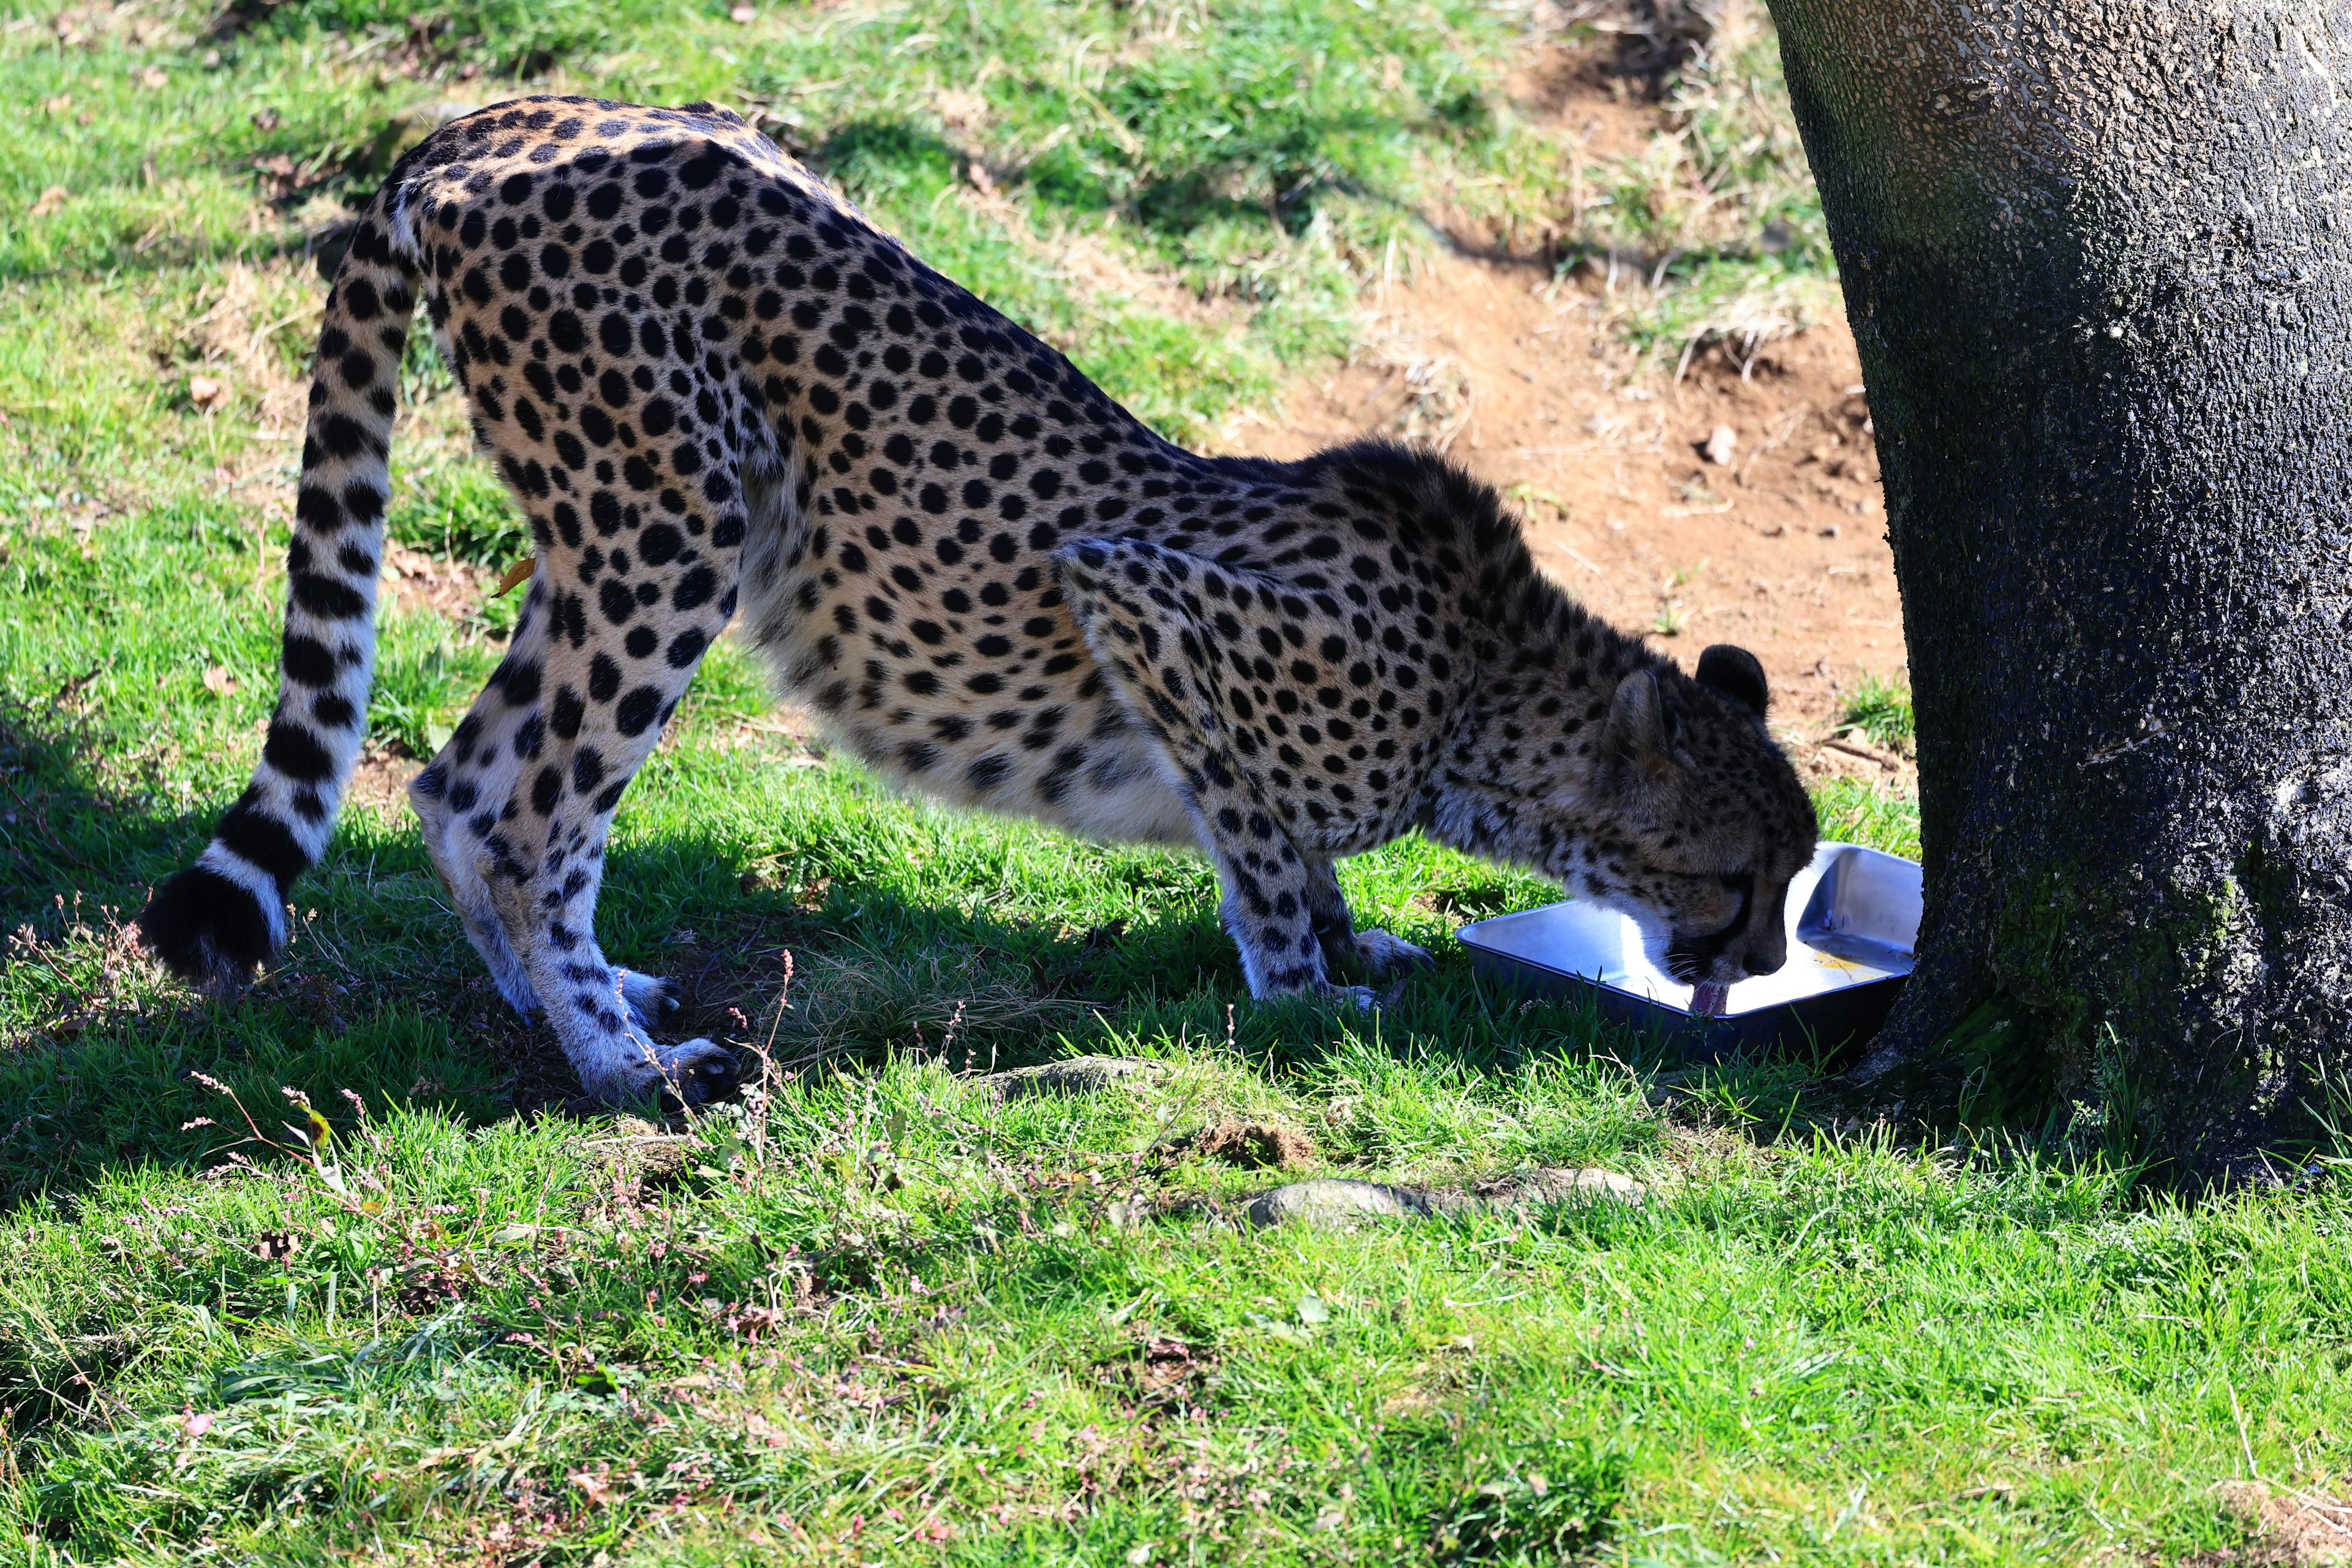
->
[138,189,425,991]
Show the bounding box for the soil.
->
[1235,261,1899,742]
[1190,1119,1316,1172]
[2199,1480,2352,1567]
[1227,32,1909,760]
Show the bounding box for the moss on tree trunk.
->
[1765,1,2352,1178]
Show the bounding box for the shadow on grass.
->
[1,684,1805,1210]
[0,692,199,930]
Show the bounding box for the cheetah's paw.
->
[1354,929,1434,979]
[614,968,682,1032]
[652,1035,739,1102]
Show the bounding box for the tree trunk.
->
[1762,1,2352,1178]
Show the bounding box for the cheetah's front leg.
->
[1300,858,1434,983]
[1058,540,1374,1006]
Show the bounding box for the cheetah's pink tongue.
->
[1689,983,1731,1017]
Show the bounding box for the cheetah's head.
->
[1566,644,1817,989]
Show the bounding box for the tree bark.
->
[1762,1,2352,1178]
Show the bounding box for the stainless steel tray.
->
[1457,842,1921,1059]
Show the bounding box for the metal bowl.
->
[1457,842,1922,1060]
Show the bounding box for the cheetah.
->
[137,97,1818,1104]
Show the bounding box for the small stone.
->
[1703,423,1738,466]
[1246,1179,1427,1227]
[1253,1168,1648,1227]
[1819,523,1842,538]
[981,1055,1174,1098]
[1472,1167,1649,1207]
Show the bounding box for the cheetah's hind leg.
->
[616,970,682,1033]
[403,588,684,1035]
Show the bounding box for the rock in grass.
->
[982,1055,1174,1098]
[1246,1179,1430,1227]
[1246,1167,1648,1229]
[1439,1166,1649,1212]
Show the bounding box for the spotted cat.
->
[138,97,1818,1102]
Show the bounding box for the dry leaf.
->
[252,1231,297,1261]
[29,186,68,219]
[203,665,238,696]
[491,556,537,597]
[251,107,281,132]
[137,66,168,89]
[729,2,756,18]
[189,374,229,410]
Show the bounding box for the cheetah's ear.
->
[1695,644,1769,719]
[1607,669,1678,769]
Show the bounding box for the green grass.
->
[1,3,2339,1566]
[1838,672,1917,756]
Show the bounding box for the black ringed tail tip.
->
[136,865,276,992]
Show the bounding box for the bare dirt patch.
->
[2201,1480,2352,1566]
[1189,1120,1315,1172]
[1224,19,1903,745]
[1232,253,1898,737]
[345,744,421,824]
[1506,32,1669,161]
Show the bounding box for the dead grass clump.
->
[1374,347,1474,452]
[767,940,1093,1071]
[176,261,320,432]
[1192,1118,1314,1171]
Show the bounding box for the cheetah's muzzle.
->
[137,97,1817,1103]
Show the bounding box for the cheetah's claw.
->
[655,1035,739,1102]
[612,1033,738,1106]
